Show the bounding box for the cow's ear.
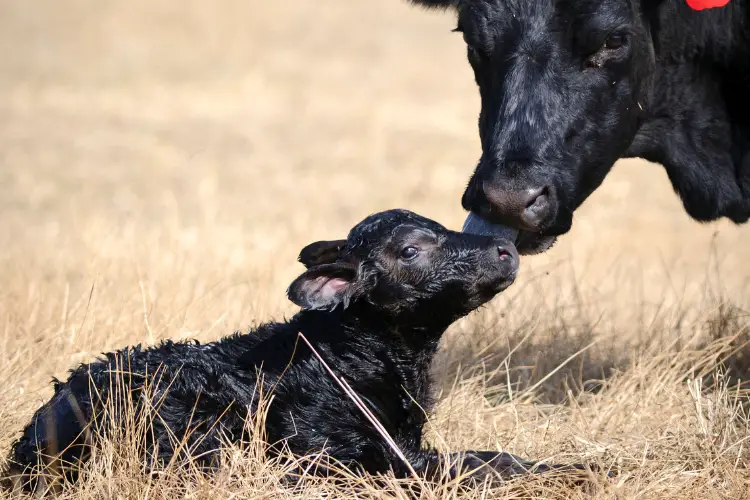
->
[287,263,359,311]
[410,0,459,9]
[297,239,347,268]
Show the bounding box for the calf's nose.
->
[496,242,519,272]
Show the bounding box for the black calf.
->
[4,209,590,492]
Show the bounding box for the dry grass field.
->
[1,0,749,498]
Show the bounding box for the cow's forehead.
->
[457,0,639,58]
[458,0,631,24]
[458,0,553,17]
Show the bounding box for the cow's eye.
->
[604,33,627,50]
[586,32,629,69]
[400,246,420,260]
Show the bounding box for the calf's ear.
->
[287,263,358,311]
[298,239,347,268]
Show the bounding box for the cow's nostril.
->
[521,186,552,229]
[525,186,549,209]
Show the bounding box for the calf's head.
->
[413,0,660,253]
[287,209,518,324]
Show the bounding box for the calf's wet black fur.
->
[4,209,596,493]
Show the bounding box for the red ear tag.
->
[686,0,731,10]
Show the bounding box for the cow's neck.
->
[625,0,750,225]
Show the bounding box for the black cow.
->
[412,0,750,254]
[4,210,593,494]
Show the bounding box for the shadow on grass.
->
[435,269,750,405]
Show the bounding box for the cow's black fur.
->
[3,209,589,493]
[411,0,750,254]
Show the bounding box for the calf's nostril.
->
[497,247,513,261]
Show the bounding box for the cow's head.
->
[412,0,661,254]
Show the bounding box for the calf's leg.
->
[417,449,603,484]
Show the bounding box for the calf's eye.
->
[400,246,420,260]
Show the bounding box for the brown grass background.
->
[1,0,749,498]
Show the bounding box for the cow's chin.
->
[515,231,557,255]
